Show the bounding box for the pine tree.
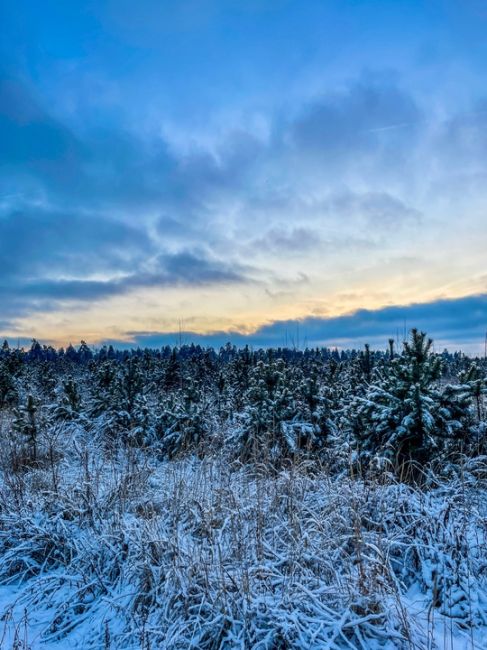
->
[297,362,337,450]
[457,362,487,452]
[96,359,146,435]
[458,362,486,424]
[13,394,38,462]
[115,358,144,417]
[0,361,17,409]
[90,361,117,418]
[388,338,395,360]
[130,394,153,446]
[350,329,470,474]
[360,343,373,382]
[55,376,82,420]
[236,358,299,463]
[36,361,57,400]
[158,380,209,458]
[164,350,181,390]
[78,340,93,363]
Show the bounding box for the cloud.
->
[0,248,249,325]
[161,250,248,284]
[0,63,485,343]
[325,191,422,229]
[1,71,424,223]
[287,77,422,170]
[109,293,487,352]
[0,206,151,280]
[249,226,320,254]
[439,103,487,163]
[0,76,258,325]
[0,76,79,166]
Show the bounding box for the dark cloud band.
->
[107,293,487,352]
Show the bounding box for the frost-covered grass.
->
[0,421,486,649]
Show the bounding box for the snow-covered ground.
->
[0,430,486,649]
[1,584,485,649]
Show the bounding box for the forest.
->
[0,329,486,648]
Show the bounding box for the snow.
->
[0,449,485,649]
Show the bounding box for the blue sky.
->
[1,1,487,351]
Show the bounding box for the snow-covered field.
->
[0,425,485,649]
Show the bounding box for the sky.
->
[1,0,487,352]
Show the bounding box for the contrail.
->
[366,109,487,135]
[367,121,414,133]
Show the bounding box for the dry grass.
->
[0,420,485,649]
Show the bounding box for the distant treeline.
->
[0,336,481,365]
